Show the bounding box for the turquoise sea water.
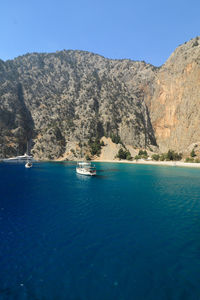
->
[0,162,200,299]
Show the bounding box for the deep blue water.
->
[0,162,200,300]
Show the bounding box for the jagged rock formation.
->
[0,36,199,159]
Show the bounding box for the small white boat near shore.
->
[76,162,96,176]
[25,161,33,168]
[3,153,34,163]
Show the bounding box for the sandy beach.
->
[92,159,200,168]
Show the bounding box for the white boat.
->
[25,161,33,168]
[76,162,96,176]
[3,153,34,163]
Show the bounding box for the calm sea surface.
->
[0,162,200,300]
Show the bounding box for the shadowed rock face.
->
[0,36,199,159]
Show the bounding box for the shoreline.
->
[2,158,200,169]
[92,159,200,168]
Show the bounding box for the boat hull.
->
[76,168,96,176]
[3,154,34,163]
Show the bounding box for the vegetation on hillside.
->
[151,150,182,161]
[110,133,122,144]
[117,148,132,160]
[134,150,148,160]
[88,138,104,156]
[185,157,200,163]
[190,148,196,157]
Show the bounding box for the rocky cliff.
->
[146,36,200,152]
[0,36,199,159]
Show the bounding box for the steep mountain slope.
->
[145,36,200,152]
[0,51,157,159]
[0,36,199,159]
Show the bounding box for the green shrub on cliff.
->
[117,148,132,160]
[190,148,196,157]
[185,157,194,163]
[166,150,182,161]
[110,134,121,144]
[88,138,104,156]
[152,154,160,161]
[137,149,148,159]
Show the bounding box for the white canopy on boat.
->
[77,162,91,166]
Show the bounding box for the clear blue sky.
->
[0,0,199,66]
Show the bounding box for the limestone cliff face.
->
[0,36,199,159]
[146,37,200,152]
[0,52,157,159]
[0,60,34,156]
